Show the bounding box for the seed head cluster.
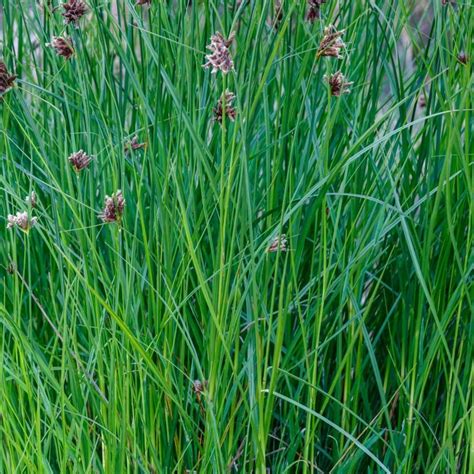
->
[7,211,38,233]
[193,379,207,394]
[0,61,16,96]
[307,0,327,22]
[213,90,237,124]
[25,191,37,208]
[68,150,93,172]
[457,52,468,65]
[49,37,75,60]
[100,190,126,224]
[125,136,146,153]
[192,379,207,403]
[205,30,238,126]
[62,0,88,26]
[325,71,353,96]
[267,234,288,253]
[203,32,235,74]
[317,25,346,59]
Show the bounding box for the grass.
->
[0,0,472,472]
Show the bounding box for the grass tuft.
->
[0,0,472,472]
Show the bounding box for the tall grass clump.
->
[0,0,472,472]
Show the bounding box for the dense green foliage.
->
[0,0,472,472]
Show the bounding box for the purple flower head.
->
[7,211,38,233]
[317,25,346,59]
[203,32,235,74]
[68,150,93,173]
[100,190,125,224]
[62,0,88,26]
[324,71,353,96]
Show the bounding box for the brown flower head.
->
[62,0,87,26]
[25,191,37,208]
[193,379,207,394]
[441,0,456,6]
[325,71,353,96]
[100,190,125,224]
[7,211,38,232]
[136,0,151,5]
[192,379,208,402]
[267,234,288,253]
[457,52,468,65]
[306,0,327,22]
[317,25,346,59]
[203,32,235,74]
[213,90,237,124]
[0,61,17,96]
[124,135,146,154]
[68,150,93,172]
[49,37,75,60]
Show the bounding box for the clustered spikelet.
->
[7,211,38,232]
[0,61,17,96]
[62,0,87,26]
[25,191,37,208]
[49,36,75,60]
[124,136,146,153]
[317,25,346,59]
[192,379,207,402]
[457,52,468,65]
[306,0,327,22]
[68,150,93,172]
[100,190,125,224]
[213,90,237,124]
[267,234,288,253]
[325,71,353,96]
[203,32,235,74]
